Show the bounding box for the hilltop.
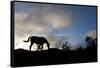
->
[13,48,97,67]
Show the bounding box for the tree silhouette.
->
[55,40,71,51]
[85,36,96,47]
[61,41,71,51]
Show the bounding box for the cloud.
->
[15,5,72,36]
[15,4,72,49]
[44,13,71,29]
[15,13,47,36]
[15,6,72,37]
[87,30,97,39]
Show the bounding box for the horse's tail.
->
[23,37,31,43]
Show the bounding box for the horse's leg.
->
[29,43,33,51]
[36,44,39,51]
[47,44,50,49]
[37,44,41,51]
[41,44,43,50]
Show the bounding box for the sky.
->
[14,2,97,50]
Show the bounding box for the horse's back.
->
[31,36,47,43]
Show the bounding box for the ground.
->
[12,47,97,67]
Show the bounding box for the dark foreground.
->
[12,47,97,67]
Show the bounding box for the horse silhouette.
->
[23,36,50,51]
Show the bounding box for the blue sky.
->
[15,2,97,49]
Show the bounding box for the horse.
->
[23,36,50,51]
